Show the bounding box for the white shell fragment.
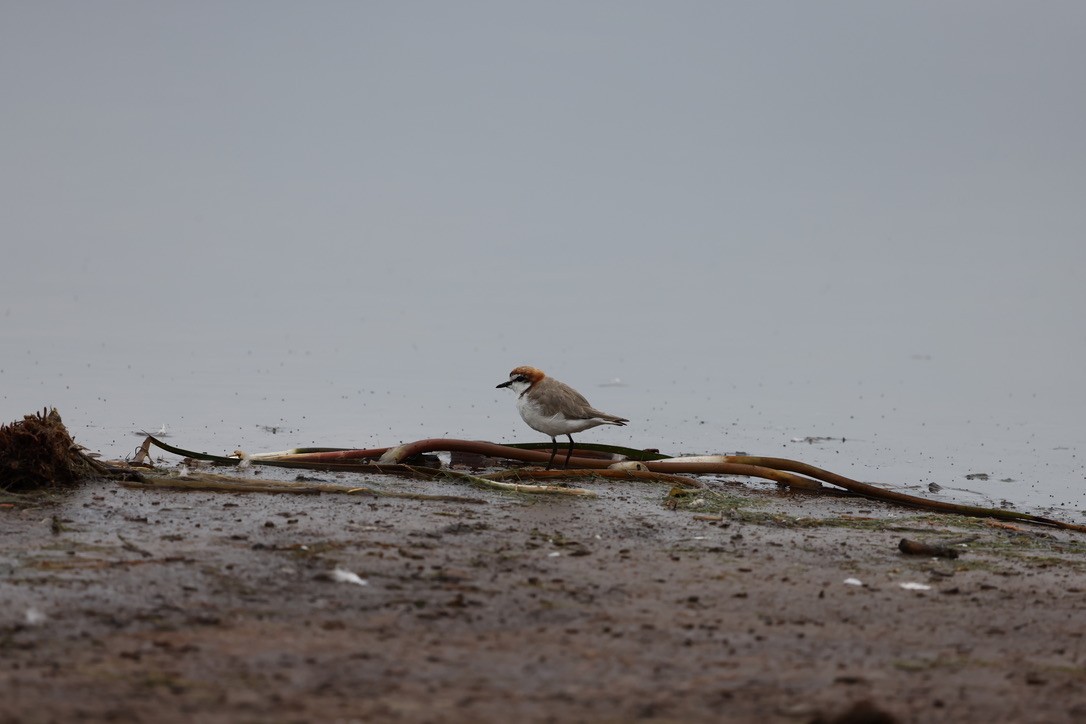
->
[332,567,369,586]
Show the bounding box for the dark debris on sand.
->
[0,408,102,492]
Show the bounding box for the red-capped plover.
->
[496,365,629,469]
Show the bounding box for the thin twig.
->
[117,533,154,558]
[414,467,596,496]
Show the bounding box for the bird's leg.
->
[563,434,575,469]
[546,437,558,470]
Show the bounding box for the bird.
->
[496,365,629,469]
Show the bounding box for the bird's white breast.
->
[516,394,607,436]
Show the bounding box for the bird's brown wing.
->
[538,380,627,424]
[529,379,592,415]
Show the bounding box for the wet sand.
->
[2,471,1085,723]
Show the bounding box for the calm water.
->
[4,252,1084,525]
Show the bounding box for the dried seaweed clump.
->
[0,408,98,491]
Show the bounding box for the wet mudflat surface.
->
[2,471,1086,724]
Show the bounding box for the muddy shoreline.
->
[3,472,1085,723]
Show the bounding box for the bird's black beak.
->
[496,380,512,389]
